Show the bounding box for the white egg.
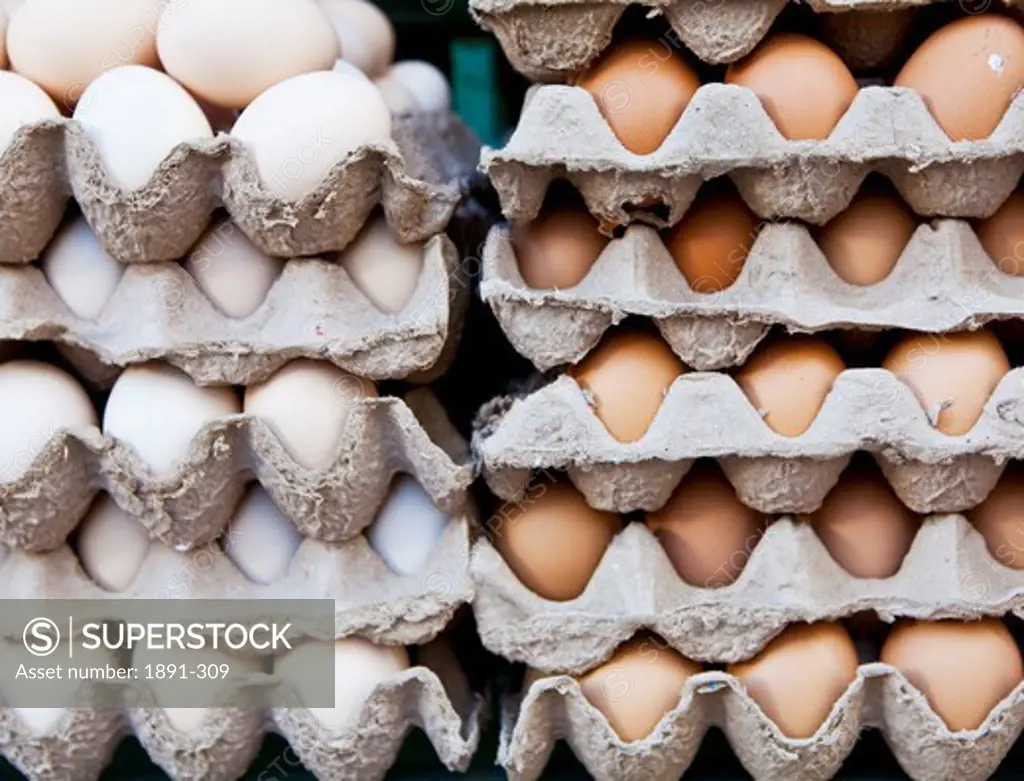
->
[276,637,408,732]
[374,72,417,115]
[0,71,60,156]
[223,487,301,584]
[231,70,391,201]
[331,58,372,83]
[183,219,283,319]
[243,360,375,470]
[132,646,262,732]
[365,475,449,575]
[340,215,423,314]
[0,360,97,483]
[40,216,124,319]
[76,494,150,592]
[320,0,395,78]
[11,708,67,735]
[103,363,240,474]
[388,61,451,113]
[73,65,213,191]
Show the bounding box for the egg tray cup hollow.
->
[0,664,485,781]
[483,84,1024,230]
[500,667,1024,781]
[482,219,1024,371]
[0,388,473,553]
[469,0,984,80]
[472,515,1024,672]
[0,108,480,266]
[472,369,1024,517]
[1,232,466,385]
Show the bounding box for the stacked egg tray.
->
[468,1,1024,779]
[1,107,480,384]
[0,653,486,781]
[0,83,487,781]
[470,0,1021,79]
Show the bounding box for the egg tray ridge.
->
[483,84,1024,229]
[470,0,1009,80]
[473,369,1024,516]
[0,664,485,781]
[0,109,480,266]
[481,219,1018,371]
[0,389,473,553]
[2,233,466,385]
[0,512,473,647]
[501,667,1023,781]
[472,515,1024,672]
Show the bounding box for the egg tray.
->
[0,515,474,647]
[472,515,1024,672]
[483,219,1024,371]
[484,84,1024,230]
[501,668,1024,781]
[0,665,485,781]
[472,369,1024,517]
[0,108,480,266]
[0,389,473,553]
[471,0,954,80]
[2,233,466,385]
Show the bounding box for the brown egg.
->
[492,481,621,601]
[646,462,765,587]
[576,39,701,155]
[569,331,686,443]
[817,189,918,286]
[969,463,1024,569]
[882,329,1009,436]
[881,619,1023,731]
[725,33,859,141]
[577,636,702,741]
[809,464,919,578]
[976,191,1024,276]
[664,188,761,293]
[512,205,608,289]
[734,336,846,437]
[728,622,859,738]
[895,14,1024,141]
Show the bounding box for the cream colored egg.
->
[40,216,123,320]
[374,72,418,114]
[156,0,338,110]
[276,637,408,733]
[388,61,450,113]
[365,475,450,575]
[103,363,240,474]
[132,646,263,732]
[339,215,423,313]
[8,0,163,106]
[231,70,390,200]
[0,71,59,155]
[223,487,301,584]
[77,494,150,592]
[320,0,395,78]
[0,360,96,483]
[73,66,213,191]
[183,219,283,318]
[244,360,376,470]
